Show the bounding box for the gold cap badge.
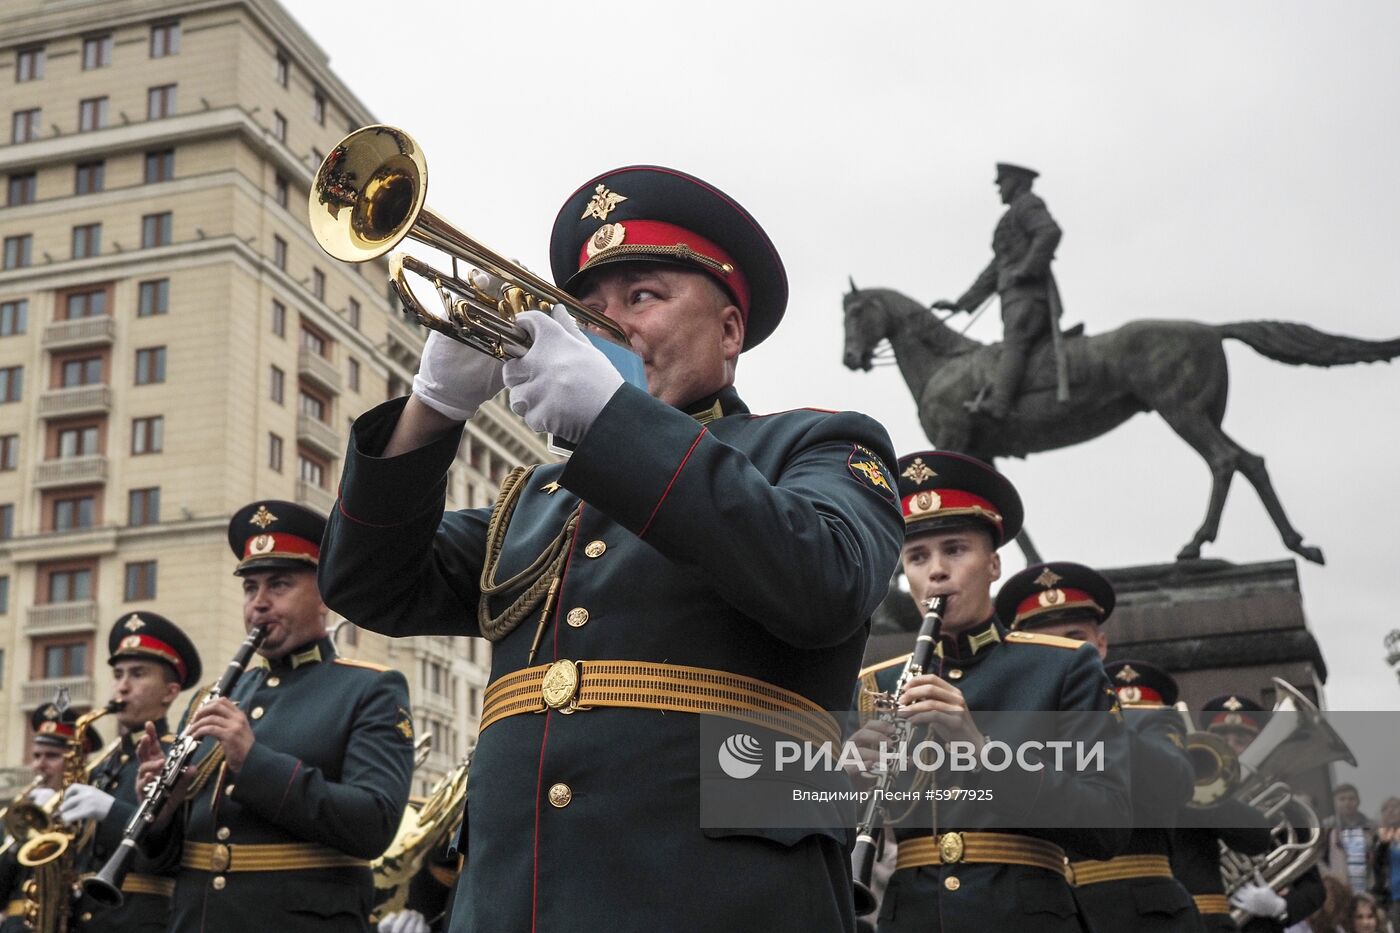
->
[901,458,936,484]
[586,222,626,258]
[582,184,627,221]
[1034,568,1063,588]
[249,505,277,529]
[123,614,146,632]
[1223,696,1244,711]
[1115,664,1140,683]
[249,534,275,555]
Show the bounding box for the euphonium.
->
[309,125,629,361]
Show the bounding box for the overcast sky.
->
[282,0,1400,712]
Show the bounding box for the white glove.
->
[1229,882,1286,919]
[378,909,430,933]
[58,783,115,823]
[411,331,505,422]
[28,786,56,805]
[502,305,624,443]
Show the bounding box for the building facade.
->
[0,0,548,794]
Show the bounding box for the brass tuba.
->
[309,125,628,361]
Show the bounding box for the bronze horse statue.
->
[842,281,1400,566]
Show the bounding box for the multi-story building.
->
[0,0,550,794]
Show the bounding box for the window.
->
[7,173,36,206]
[47,568,93,602]
[52,493,96,532]
[348,357,360,391]
[274,174,288,208]
[275,52,289,88]
[59,357,102,387]
[271,300,286,336]
[298,388,326,422]
[64,289,107,319]
[124,561,157,601]
[298,451,327,488]
[131,416,163,454]
[75,161,105,194]
[0,367,22,403]
[0,577,8,614]
[141,212,172,248]
[147,85,176,120]
[3,234,32,269]
[0,300,27,337]
[300,326,327,358]
[347,298,361,330]
[313,92,326,126]
[270,366,285,404]
[269,433,283,472]
[11,109,40,144]
[144,149,174,183]
[55,425,99,458]
[16,47,44,82]
[137,280,169,317]
[311,268,325,300]
[128,487,160,526]
[72,223,101,259]
[79,97,108,132]
[43,642,88,678]
[150,22,180,58]
[273,111,287,142]
[341,622,358,647]
[0,504,12,540]
[134,347,166,385]
[82,35,112,70]
[0,435,16,470]
[272,235,287,269]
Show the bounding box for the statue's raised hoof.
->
[1295,543,1326,565]
[1176,543,1202,561]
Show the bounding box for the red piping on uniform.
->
[336,488,444,528]
[638,428,707,539]
[274,761,302,820]
[532,507,583,932]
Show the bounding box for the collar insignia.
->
[966,624,1002,655]
[691,400,724,425]
[901,457,936,484]
[1034,568,1063,588]
[249,505,278,529]
[1115,664,1140,683]
[581,184,627,221]
[124,614,146,632]
[291,645,322,669]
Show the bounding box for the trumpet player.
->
[994,564,1203,932]
[319,164,903,933]
[849,452,1129,932]
[59,612,202,933]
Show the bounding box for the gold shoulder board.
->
[1005,631,1084,650]
[334,658,390,672]
[858,654,911,680]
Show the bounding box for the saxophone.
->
[16,700,122,933]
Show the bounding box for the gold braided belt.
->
[1194,893,1231,916]
[1069,854,1174,887]
[896,832,1068,877]
[181,841,369,873]
[121,874,176,897]
[480,659,842,747]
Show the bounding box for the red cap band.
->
[1013,587,1105,626]
[577,219,751,318]
[241,531,319,565]
[115,633,188,683]
[1116,686,1164,705]
[901,488,1004,534]
[37,721,75,738]
[1208,711,1260,733]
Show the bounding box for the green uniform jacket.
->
[75,721,177,933]
[150,637,413,933]
[858,618,1130,933]
[319,385,904,933]
[1070,707,1204,933]
[1170,799,1274,933]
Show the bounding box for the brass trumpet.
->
[309,125,628,360]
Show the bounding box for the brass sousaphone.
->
[308,125,628,360]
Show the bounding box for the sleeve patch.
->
[395,706,415,742]
[847,445,897,502]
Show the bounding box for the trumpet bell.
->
[310,125,428,263]
[17,830,68,868]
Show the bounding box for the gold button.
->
[565,608,589,628]
[944,876,960,892]
[584,540,606,558]
[81,913,92,922]
[216,827,230,841]
[947,669,963,681]
[251,707,264,720]
[267,677,280,687]
[225,784,235,796]
[212,876,226,891]
[547,783,572,808]
[120,754,131,763]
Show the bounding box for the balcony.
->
[298,347,342,394]
[295,479,335,516]
[42,317,116,349]
[37,385,112,418]
[24,601,100,636]
[21,677,96,710]
[296,413,341,459]
[33,455,108,489]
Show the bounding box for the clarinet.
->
[852,596,945,917]
[82,624,269,908]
